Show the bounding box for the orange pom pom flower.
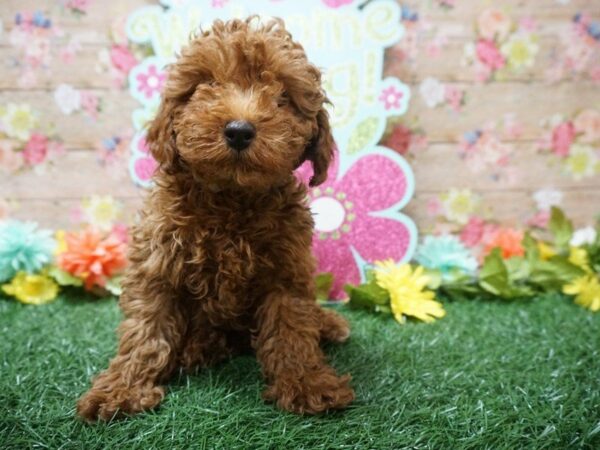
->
[483,227,525,259]
[57,228,127,290]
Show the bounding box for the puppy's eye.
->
[277,92,290,107]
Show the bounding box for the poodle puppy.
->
[77,17,354,421]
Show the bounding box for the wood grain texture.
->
[1,0,599,232]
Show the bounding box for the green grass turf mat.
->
[1,293,599,449]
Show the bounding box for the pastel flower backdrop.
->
[1,1,599,314]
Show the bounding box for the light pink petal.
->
[312,234,360,300]
[337,153,409,213]
[350,214,413,264]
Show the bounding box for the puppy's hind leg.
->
[317,306,351,344]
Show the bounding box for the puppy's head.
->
[147,18,334,190]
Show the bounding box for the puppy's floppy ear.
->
[146,98,180,173]
[304,103,335,187]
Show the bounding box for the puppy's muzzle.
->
[224,120,256,152]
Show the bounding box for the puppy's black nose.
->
[224,120,256,152]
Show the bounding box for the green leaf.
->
[47,266,83,287]
[346,117,383,155]
[549,207,573,250]
[523,232,540,266]
[530,256,585,291]
[439,282,484,301]
[479,249,510,297]
[479,250,535,299]
[105,276,123,296]
[315,272,334,303]
[505,257,530,282]
[345,280,391,313]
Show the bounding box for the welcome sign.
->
[126,0,417,299]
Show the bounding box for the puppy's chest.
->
[182,214,275,295]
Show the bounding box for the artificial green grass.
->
[0,293,599,450]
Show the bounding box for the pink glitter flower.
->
[23,133,48,165]
[136,65,166,99]
[134,156,158,182]
[296,149,414,299]
[551,121,575,157]
[379,86,404,110]
[476,39,505,70]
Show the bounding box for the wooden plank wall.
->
[0,0,599,230]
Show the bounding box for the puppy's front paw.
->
[77,383,164,422]
[263,367,354,414]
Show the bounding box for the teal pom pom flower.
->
[0,220,56,282]
[415,235,478,277]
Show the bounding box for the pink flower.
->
[211,0,228,6]
[133,156,158,182]
[573,109,600,143]
[296,149,415,299]
[460,217,486,247]
[110,45,137,74]
[80,91,100,119]
[23,133,48,165]
[379,86,404,110]
[527,210,550,229]
[383,125,412,155]
[426,198,444,217]
[476,39,505,70]
[322,0,354,8]
[0,140,24,173]
[444,85,464,112]
[136,65,166,99]
[111,223,130,244]
[477,9,512,41]
[551,121,575,157]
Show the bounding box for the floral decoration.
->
[0,220,55,283]
[54,84,102,119]
[0,103,65,173]
[296,149,416,300]
[415,235,478,277]
[57,227,127,290]
[537,109,600,180]
[382,120,428,157]
[546,13,600,83]
[2,271,59,305]
[463,9,539,82]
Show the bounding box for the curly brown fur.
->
[77,18,353,421]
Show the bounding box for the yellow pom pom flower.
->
[2,272,59,305]
[374,259,446,324]
[563,275,600,312]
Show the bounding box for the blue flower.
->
[0,220,55,282]
[415,235,478,277]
